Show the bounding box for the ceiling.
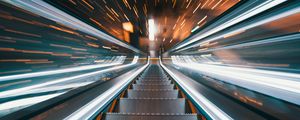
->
[48,0,240,52]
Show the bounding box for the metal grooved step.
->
[132,84,174,90]
[127,89,178,98]
[138,77,169,81]
[118,98,186,113]
[104,64,198,120]
[136,80,171,84]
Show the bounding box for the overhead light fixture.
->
[122,22,133,33]
[148,19,155,41]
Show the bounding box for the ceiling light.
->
[122,22,133,33]
[148,19,155,41]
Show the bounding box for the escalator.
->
[98,63,204,120]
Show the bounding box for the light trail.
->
[0,56,126,82]
[171,56,300,105]
[174,0,286,51]
[160,57,233,120]
[64,57,149,120]
[3,0,142,53]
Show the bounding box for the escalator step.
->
[136,80,171,84]
[138,77,169,81]
[127,89,178,98]
[132,84,174,90]
[139,77,168,79]
[105,113,198,120]
[135,83,171,85]
[102,65,200,120]
[118,98,186,113]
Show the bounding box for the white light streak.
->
[0,62,137,98]
[3,82,93,98]
[178,4,300,52]
[65,59,149,120]
[0,92,64,111]
[175,0,286,50]
[171,56,300,105]
[160,57,232,120]
[0,56,126,82]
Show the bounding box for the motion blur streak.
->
[171,56,300,105]
[0,57,124,82]
[174,0,286,50]
[160,58,232,120]
[65,58,149,120]
[0,92,64,111]
[3,0,141,53]
[0,0,146,116]
[1,0,300,119]
[0,60,138,98]
[178,3,300,52]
